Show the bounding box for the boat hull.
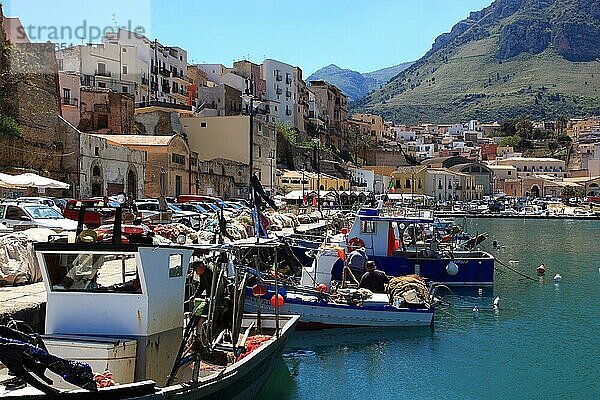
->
[245,298,433,329]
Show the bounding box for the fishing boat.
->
[287,208,494,286]
[237,241,434,329]
[0,206,298,399]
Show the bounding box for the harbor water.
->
[257,218,600,399]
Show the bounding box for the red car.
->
[63,199,116,228]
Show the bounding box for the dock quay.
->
[0,281,46,332]
[436,213,600,220]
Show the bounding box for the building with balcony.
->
[56,43,148,103]
[198,84,242,116]
[103,29,190,106]
[262,59,298,128]
[489,157,567,178]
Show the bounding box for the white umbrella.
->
[0,172,69,189]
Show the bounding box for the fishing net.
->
[386,275,429,305]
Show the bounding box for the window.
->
[122,86,128,93]
[44,253,141,293]
[98,82,106,88]
[200,122,207,128]
[361,220,376,234]
[171,153,186,165]
[122,65,128,75]
[405,179,411,189]
[122,48,127,53]
[508,171,512,176]
[6,206,27,220]
[94,147,99,156]
[97,114,108,129]
[92,165,101,177]
[97,62,106,75]
[57,59,63,71]
[63,88,71,101]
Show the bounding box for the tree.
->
[499,134,521,148]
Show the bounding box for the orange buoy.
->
[270,294,284,308]
[252,284,267,297]
[316,283,327,293]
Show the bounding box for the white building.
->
[103,29,189,105]
[56,43,148,102]
[393,128,416,142]
[80,133,146,198]
[261,59,297,126]
[447,124,465,137]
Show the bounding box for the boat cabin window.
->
[361,220,376,234]
[169,254,183,277]
[44,253,142,293]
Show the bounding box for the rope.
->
[495,258,537,282]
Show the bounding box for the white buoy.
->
[553,274,562,283]
[472,305,479,319]
[446,261,459,276]
[493,296,500,308]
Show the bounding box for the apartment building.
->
[490,157,567,178]
[349,113,394,142]
[103,29,190,105]
[262,59,297,127]
[56,43,148,102]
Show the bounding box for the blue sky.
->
[4,0,493,75]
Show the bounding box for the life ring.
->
[347,237,365,251]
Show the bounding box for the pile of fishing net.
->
[386,275,430,306]
[0,233,41,285]
[332,287,373,305]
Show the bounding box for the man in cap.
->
[359,261,389,293]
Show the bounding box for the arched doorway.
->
[127,169,137,199]
[531,185,540,198]
[91,165,103,197]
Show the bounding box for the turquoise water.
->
[257,219,600,399]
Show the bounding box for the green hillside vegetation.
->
[353,0,600,124]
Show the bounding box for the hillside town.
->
[1,12,599,205]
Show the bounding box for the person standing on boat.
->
[359,261,389,293]
[348,246,368,277]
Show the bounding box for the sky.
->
[4,0,494,75]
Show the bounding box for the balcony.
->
[286,109,292,116]
[151,82,158,92]
[286,90,292,98]
[141,76,149,85]
[275,73,282,81]
[159,67,171,77]
[162,84,171,93]
[95,70,111,77]
[135,100,192,111]
[151,65,158,74]
[286,76,292,84]
[276,87,283,95]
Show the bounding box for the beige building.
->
[391,166,479,201]
[276,169,349,193]
[99,134,194,197]
[180,115,276,189]
[349,113,394,143]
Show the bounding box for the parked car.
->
[0,202,78,231]
[5,197,62,213]
[176,203,212,214]
[63,199,116,228]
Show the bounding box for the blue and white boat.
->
[330,208,494,286]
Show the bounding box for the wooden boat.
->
[0,239,298,399]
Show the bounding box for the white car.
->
[0,203,78,231]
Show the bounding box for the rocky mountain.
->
[306,62,413,101]
[353,0,600,124]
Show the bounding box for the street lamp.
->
[241,78,263,198]
[268,149,275,197]
[312,138,321,215]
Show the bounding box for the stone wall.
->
[134,110,184,135]
[79,88,134,134]
[197,158,249,198]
